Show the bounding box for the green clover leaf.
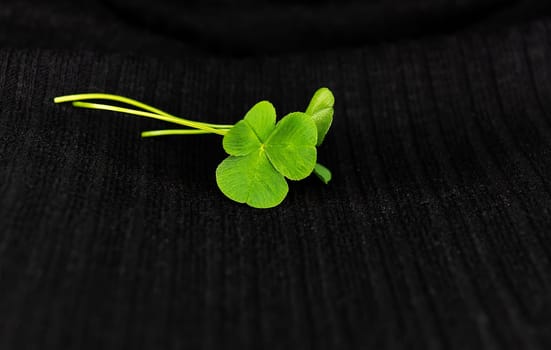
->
[216,102,318,208]
[305,87,334,186]
[265,112,318,180]
[215,151,289,208]
[222,101,275,155]
[305,87,334,146]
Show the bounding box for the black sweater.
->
[1,1,551,349]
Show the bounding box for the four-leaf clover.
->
[54,87,334,209]
[217,87,334,208]
[216,102,318,208]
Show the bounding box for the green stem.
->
[141,129,230,138]
[54,93,233,129]
[70,101,228,135]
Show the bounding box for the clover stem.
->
[54,93,233,129]
[141,129,229,138]
[69,101,227,135]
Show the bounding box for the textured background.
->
[2,0,551,349]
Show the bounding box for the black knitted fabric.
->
[2,1,551,349]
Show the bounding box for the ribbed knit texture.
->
[2,1,551,349]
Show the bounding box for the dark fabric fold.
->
[104,0,547,54]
